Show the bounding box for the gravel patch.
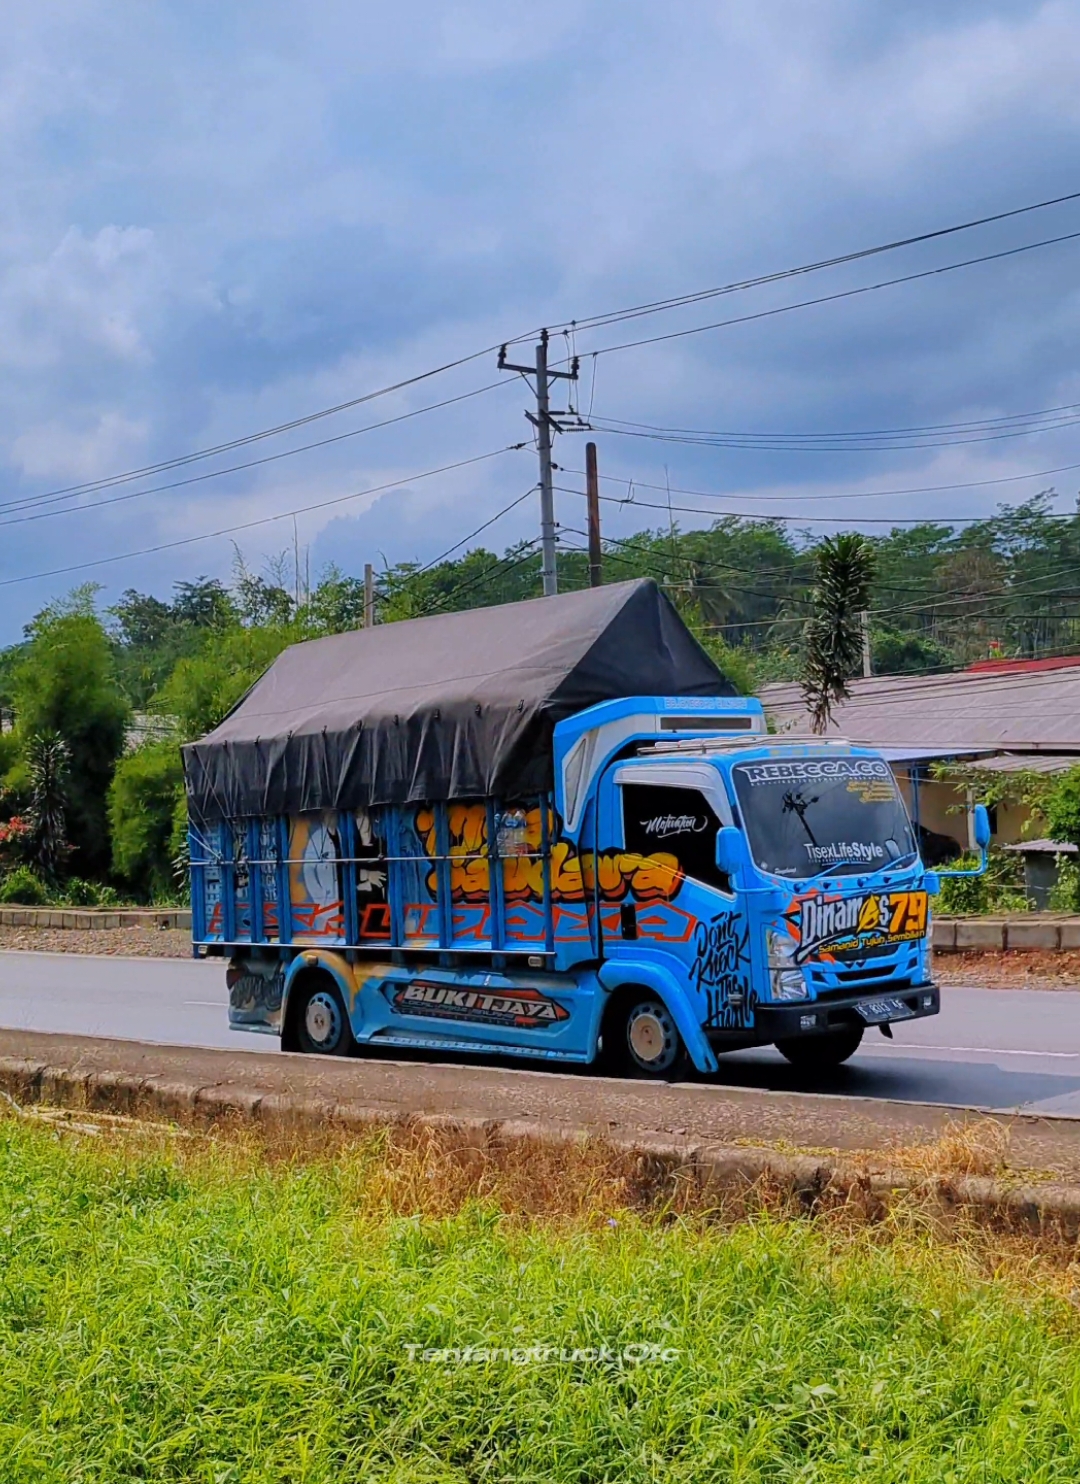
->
[0,926,192,959]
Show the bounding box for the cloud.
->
[2,0,1080,637]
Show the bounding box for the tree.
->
[801,533,875,734]
[154,623,299,741]
[7,603,129,877]
[170,577,236,630]
[23,731,71,883]
[109,739,185,899]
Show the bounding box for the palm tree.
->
[24,730,71,884]
[802,534,875,734]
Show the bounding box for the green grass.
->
[1,1120,1079,1481]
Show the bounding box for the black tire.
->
[601,992,689,1080]
[774,1025,864,1069]
[289,975,355,1056]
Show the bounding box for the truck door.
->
[604,768,755,1034]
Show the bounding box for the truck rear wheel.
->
[602,992,689,1080]
[288,974,355,1056]
[775,1025,863,1069]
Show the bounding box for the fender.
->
[281,950,358,1032]
[597,959,719,1074]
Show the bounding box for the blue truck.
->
[184,579,987,1077]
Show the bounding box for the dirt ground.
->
[0,926,192,958]
[936,950,1080,991]
[2,926,1080,990]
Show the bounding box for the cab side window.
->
[621,784,730,892]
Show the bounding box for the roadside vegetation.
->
[0,1112,1079,1481]
[2,493,1080,906]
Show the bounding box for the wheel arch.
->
[596,961,718,1074]
[280,952,356,1051]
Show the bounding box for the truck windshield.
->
[730,757,917,880]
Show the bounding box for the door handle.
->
[620,901,638,940]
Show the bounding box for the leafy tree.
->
[802,534,875,733]
[109,740,185,899]
[170,577,236,630]
[7,602,129,877]
[154,623,299,741]
[302,565,368,634]
[1041,767,1080,851]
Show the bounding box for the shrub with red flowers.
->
[0,814,30,869]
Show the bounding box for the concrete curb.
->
[0,906,191,930]
[933,914,1080,952]
[2,1052,1078,1240]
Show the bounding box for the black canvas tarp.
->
[182,577,735,823]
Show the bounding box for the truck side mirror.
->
[716,826,749,880]
[973,803,991,851]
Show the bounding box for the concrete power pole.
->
[498,330,578,596]
[860,610,872,677]
[364,563,375,628]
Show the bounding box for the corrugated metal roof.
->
[968,753,1080,775]
[1002,838,1079,853]
[760,667,1080,752]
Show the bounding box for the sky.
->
[2,0,1080,640]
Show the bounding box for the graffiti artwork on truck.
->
[413,802,684,905]
[691,912,755,1030]
[783,888,929,965]
[288,814,346,939]
[408,801,694,945]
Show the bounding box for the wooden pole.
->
[586,441,602,587]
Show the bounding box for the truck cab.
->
[550,696,943,1073]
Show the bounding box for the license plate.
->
[855,996,916,1025]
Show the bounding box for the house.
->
[759,656,1080,855]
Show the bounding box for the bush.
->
[0,866,47,905]
[937,848,1030,916]
[59,877,121,908]
[108,740,185,901]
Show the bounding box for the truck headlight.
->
[766,928,809,1002]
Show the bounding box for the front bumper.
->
[750,982,939,1041]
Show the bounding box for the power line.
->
[553,189,1080,337]
[591,399,1080,442]
[0,381,514,528]
[9,190,1079,525]
[554,483,1080,527]
[7,348,515,510]
[584,407,1080,454]
[586,229,1080,358]
[389,485,539,582]
[0,446,523,591]
[560,459,1080,506]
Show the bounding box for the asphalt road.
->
[3,949,1080,1116]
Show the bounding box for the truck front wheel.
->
[601,992,689,1080]
[285,973,355,1056]
[774,1025,863,1069]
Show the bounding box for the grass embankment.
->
[2,1116,1080,1481]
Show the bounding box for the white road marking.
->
[863,1042,1080,1059]
[183,1000,225,1008]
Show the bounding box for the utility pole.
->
[364,563,375,628]
[586,441,602,587]
[498,330,578,596]
[860,610,872,678]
